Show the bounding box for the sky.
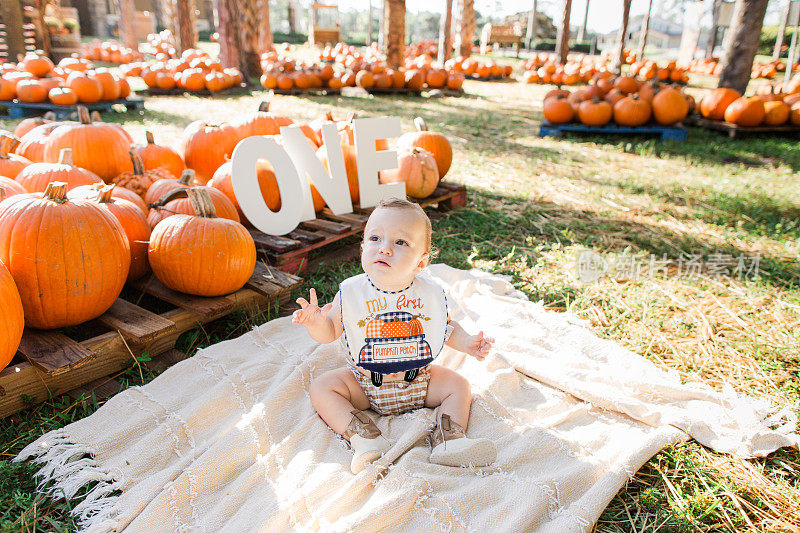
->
[335,1,782,34]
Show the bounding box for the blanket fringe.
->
[14,430,123,533]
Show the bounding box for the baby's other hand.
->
[292,288,332,329]
[467,332,494,361]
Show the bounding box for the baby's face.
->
[361,208,429,291]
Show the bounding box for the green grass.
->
[1,63,799,531]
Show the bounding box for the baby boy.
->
[293,197,496,474]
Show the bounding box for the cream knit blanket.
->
[17,265,800,532]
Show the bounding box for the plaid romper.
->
[340,273,449,416]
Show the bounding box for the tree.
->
[773,0,791,61]
[555,0,571,64]
[367,1,373,44]
[525,0,538,48]
[384,0,405,68]
[706,0,722,57]
[718,0,769,94]
[0,0,26,61]
[116,0,137,50]
[637,0,653,59]
[176,0,197,54]
[577,0,590,42]
[610,0,632,74]
[288,0,297,34]
[438,0,453,61]
[454,0,475,57]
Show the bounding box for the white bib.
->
[340,273,448,383]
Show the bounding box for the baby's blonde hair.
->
[369,197,437,258]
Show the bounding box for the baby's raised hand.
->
[467,332,495,361]
[292,288,332,329]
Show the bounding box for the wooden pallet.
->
[538,120,688,141]
[364,86,423,96]
[0,263,301,419]
[251,181,467,274]
[267,87,342,96]
[137,83,249,97]
[467,75,513,82]
[686,115,800,138]
[0,97,146,119]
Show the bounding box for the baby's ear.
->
[416,252,430,272]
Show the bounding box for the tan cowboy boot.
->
[342,410,391,474]
[429,414,497,467]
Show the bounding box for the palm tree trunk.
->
[525,0,538,48]
[455,0,475,57]
[116,0,138,50]
[384,0,405,68]
[773,0,791,61]
[555,0,571,64]
[637,0,652,59]
[176,0,197,53]
[258,0,273,54]
[367,1,373,44]
[705,0,722,57]
[216,0,243,71]
[288,0,296,33]
[718,0,769,94]
[0,0,26,61]
[610,0,632,74]
[577,0,590,42]
[438,0,453,61]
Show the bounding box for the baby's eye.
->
[368,235,379,241]
[396,239,408,246]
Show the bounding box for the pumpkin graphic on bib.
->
[365,318,384,338]
[381,318,412,338]
[408,318,423,336]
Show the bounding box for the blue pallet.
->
[538,121,687,141]
[0,97,145,119]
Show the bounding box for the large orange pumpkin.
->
[91,185,151,281]
[69,182,148,215]
[651,86,689,125]
[43,106,133,181]
[15,148,103,193]
[181,120,239,184]
[231,101,281,140]
[723,96,765,126]
[148,188,256,297]
[0,259,24,371]
[543,94,575,124]
[0,176,28,198]
[700,88,741,120]
[0,182,130,329]
[66,72,103,103]
[397,118,452,180]
[133,131,186,179]
[13,112,56,139]
[147,185,240,229]
[14,122,64,163]
[0,135,32,178]
[379,146,439,199]
[763,100,790,125]
[613,96,651,126]
[578,97,613,126]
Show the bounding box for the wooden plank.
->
[287,228,326,244]
[131,276,235,318]
[0,282,301,418]
[66,377,122,402]
[245,262,286,296]
[253,261,302,288]
[249,228,304,252]
[96,298,177,344]
[143,349,190,374]
[300,218,351,234]
[320,210,369,226]
[17,330,96,375]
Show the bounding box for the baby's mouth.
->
[374,259,390,267]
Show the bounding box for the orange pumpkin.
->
[397,117,452,180]
[763,100,790,125]
[67,72,103,103]
[700,88,741,120]
[15,79,48,103]
[49,87,79,106]
[0,182,130,329]
[578,97,613,126]
[93,68,120,100]
[231,101,281,139]
[208,158,284,222]
[0,259,24,371]
[723,96,765,126]
[112,149,174,197]
[69,182,148,215]
[15,148,103,192]
[613,95,651,126]
[90,185,151,280]
[13,112,56,139]
[379,146,439,199]
[145,168,195,205]
[0,135,32,178]
[543,94,575,124]
[181,120,239,184]
[651,87,689,125]
[147,185,240,228]
[133,131,186,179]
[148,188,256,297]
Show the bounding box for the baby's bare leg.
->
[310,367,371,435]
[424,365,473,429]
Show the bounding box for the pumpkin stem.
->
[43,181,69,203]
[91,110,102,122]
[77,105,91,124]
[58,148,73,166]
[325,110,334,121]
[178,168,195,186]
[187,187,217,218]
[414,117,429,131]
[0,187,6,203]
[95,184,116,203]
[129,148,145,176]
[0,135,21,159]
[145,131,155,144]
[152,186,189,207]
[258,100,270,112]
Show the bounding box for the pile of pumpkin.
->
[81,39,144,64]
[688,57,721,75]
[0,105,453,368]
[140,30,178,60]
[0,51,131,105]
[121,49,243,93]
[520,53,603,85]
[542,74,692,127]
[750,60,786,80]
[629,60,689,84]
[696,86,800,127]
